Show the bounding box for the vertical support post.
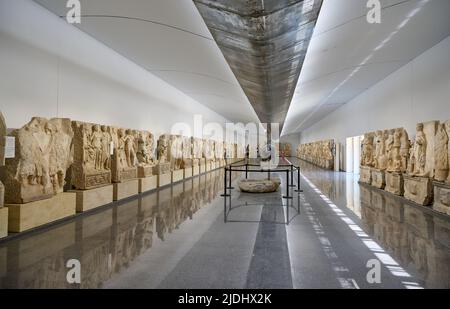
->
[295,167,303,193]
[221,167,230,197]
[283,169,292,199]
[245,163,248,179]
[289,164,295,187]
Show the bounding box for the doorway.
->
[345,135,363,174]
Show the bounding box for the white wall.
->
[0,0,228,138]
[300,35,450,148]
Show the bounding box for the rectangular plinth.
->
[0,207,7,239]
[385,172,404,196]
[371,169,385,189]
[172,169,184,183]
[158,173,171,187]
[404,175,433,206]
[71,185,113,213]
[199,164,206,174]
[359,166,372,184]
[206,162,212,172]
[192,165,200,176]
[433,182,450,215]
[113,180,139,201]
[139,175,157,193]
[6,193,76,233]
[184,167,193,179]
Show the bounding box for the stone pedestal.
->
[70,185,113,213]
[404,175,433,206]
[0,207,7,239]
[137,165,154,178]
[153,162,171,175]
[385,172,404,196]
[6,193,76,233]
[113,179,139,201]
[184,167,193,179]
[172,169,184,183]
[433,181,450,215]
[359,166,372,184]
[112,167,137,183]
[205,161,212,172]
[158,173,171,187]
[192,165,200,176]
[199,159,206,174]
[138,175,157,193]
[371,169,386,189]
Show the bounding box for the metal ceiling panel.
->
[193,0,323,129]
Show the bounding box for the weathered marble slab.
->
[1,117,73,204]
[433,181,450,215]
[238,178,281,193]
[404,175,433,206]
[359,166,372,184]
[385,171,404,196]
[371,169,385,189]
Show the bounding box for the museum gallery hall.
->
[0,0,449,291]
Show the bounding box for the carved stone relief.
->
[297,140,334,170]
[136,130,156,178]
[71,121,112,190]
[0,117,74,204]
[0,112,6,208]
[111,128,138,183]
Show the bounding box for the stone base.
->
[371,169,386,189]
[206,162,212,172]
[70,185,113,213]
[404,175,433,206]
[192,165,200,176]
[112,167,137,183]
[0,207,7,239]
[138,175,157,193]
[113,179,139,201]
[433,181,450,215]
[184,167,193,179]
[199,163,206,174]
[158,173,171,187]
[172,169,184,183]
[385,172,404,196]
[153,162,171,175]
[214,161,220,170]
[137,165,154,178]
[72,170,111,190]
[359,166,372,184]
[6,193,76,233]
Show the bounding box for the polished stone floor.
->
[0,160,449,289]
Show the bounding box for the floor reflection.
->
[299,160,450,289]
[0,169,234,289]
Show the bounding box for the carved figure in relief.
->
[157,135,169,163]
[361,133,374,167]
[434,122,449,182]
[101,125,111,169]
[1,117,73,203]
[399,129,410,172]
[410,123,427,177]
[136,131,155,166]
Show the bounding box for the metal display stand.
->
[221,158,303,225]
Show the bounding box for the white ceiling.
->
[33,0,260,124]
[33,0,450,136]
[282,0,450,135]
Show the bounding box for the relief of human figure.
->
[124,129,137,168]
[361,134,374,167]
[399,129,410,172]
[157,135,169,163]
[434,122,449,182]
[91,124,103,171]
[411,123,427,176]
[101,125,111,170]
[373,130,385,169]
